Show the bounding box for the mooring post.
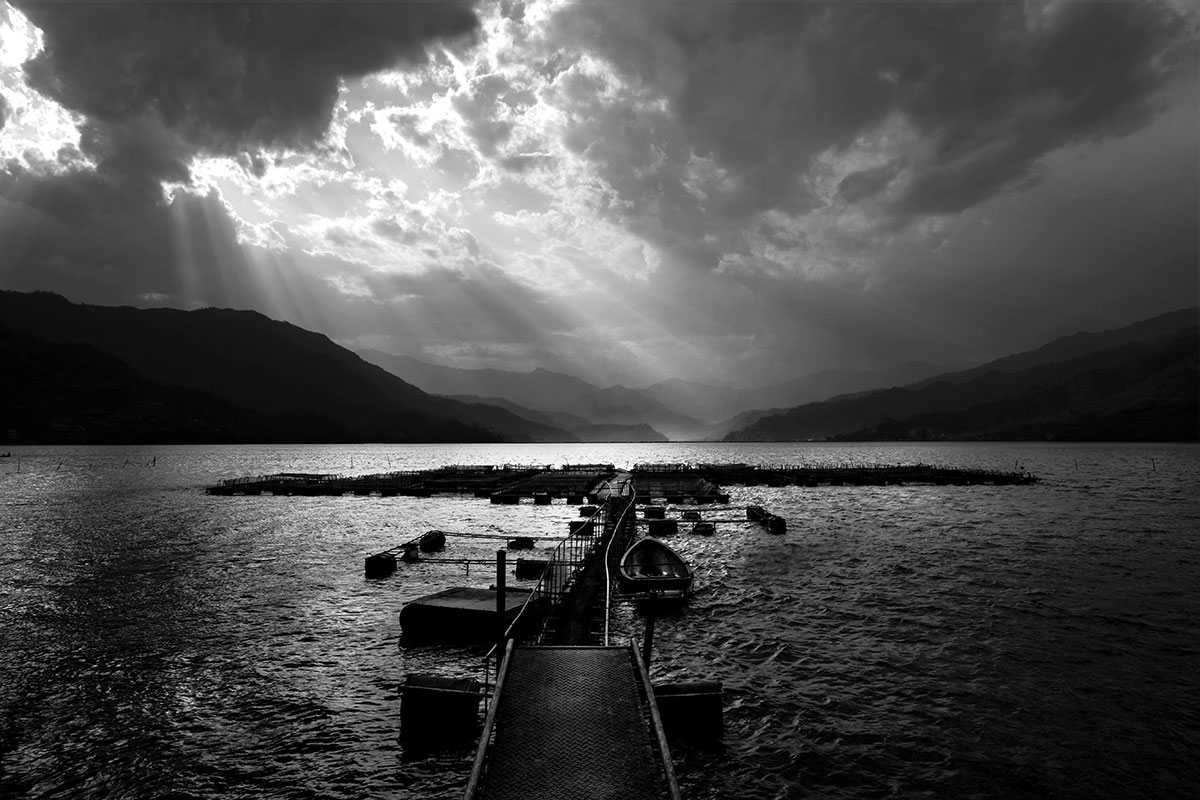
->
[643,592,658,668]
[496,549,507,652]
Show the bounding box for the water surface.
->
[2,443,1197,799]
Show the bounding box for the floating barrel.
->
[364,552,397,578]
[643,506,666,520]
[514,558,549,579]
[507,536,535,550]
[653,680,723,741]
[419,530,446,551]
[400,674,481,750]
[647,519,678,536]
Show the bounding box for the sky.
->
[0,0,1196,389]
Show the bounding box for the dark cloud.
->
[498,152,551,173]
[555,0,1191,225]
[15,0,478,177]
[837,162,905,205]
[2,0,480,312]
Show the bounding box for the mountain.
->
[440,394,592,433]
[908,308,1198,389]
[357,350,599,411]
[637,363,958,424]
[705,407,785,441]
[570,423,669,443]
[0,291,573,444]
[565,385,706,440]
[361,348,953,438]
[837,337,1199,442]
[360,350,707,439]
[748,362,964,409]
[1,326,284,444]
[725,309,1199,442]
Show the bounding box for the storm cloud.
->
[2,0,479,311]
[553,0,1190,227]
[15,0,478,176]
[1,0,1196,386]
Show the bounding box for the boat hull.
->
[618,537,693,595]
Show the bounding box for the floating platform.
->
[400,587,534,644]
[693,462,1037,486]
[208,462,1036,497]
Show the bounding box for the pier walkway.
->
[465,644,680,800]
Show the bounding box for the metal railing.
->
[481,491,638,700]
[603,489,638,646]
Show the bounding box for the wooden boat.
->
[619,537,693,595]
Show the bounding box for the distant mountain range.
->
[725,308,1198,442]
[0,291,574,444]
[3,290,1194,444]
[356,349,952,439]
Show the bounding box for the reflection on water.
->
[2,443,1198,799]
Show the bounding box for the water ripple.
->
[2,443,1197,799]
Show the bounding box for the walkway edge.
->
[632,643,683,800]
[464,638,514,800]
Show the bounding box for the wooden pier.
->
[465,643,680,800]
[206,458,1037,792]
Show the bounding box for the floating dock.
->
[399,587,533,643]
[207,461,1036,497]
[465,644,680,800]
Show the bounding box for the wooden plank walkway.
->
[466,645,680,800]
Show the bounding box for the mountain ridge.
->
[0,291,572,444]
[726,309,1199,442]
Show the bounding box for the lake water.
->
[1,442,1197,799]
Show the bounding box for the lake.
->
[1,442,1197,799]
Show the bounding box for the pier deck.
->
[466,645,679,800]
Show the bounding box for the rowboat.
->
[618,537,693,595]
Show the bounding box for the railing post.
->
[642,592,657,668]
[496,548,506,652]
